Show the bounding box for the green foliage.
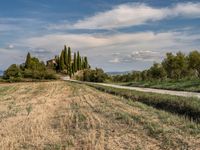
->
[82,57,89,69]
[124,79,200,92]
[4,52,57,81]
[68,47,71,65]
[3,45,91,80]
[59,50,65,70]
[73,52,77,72]
[3,64,22,80]
[64,45,68,66]
[53,46,91,77]
[112,51,200,83]
[76,68,108,82]
[162,52,189,79]
[188,51,200,77]
[25,52,31,69]
[77,51,81,70]
[148,63,167,80]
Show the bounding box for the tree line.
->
[3,45,91,81]
[112,51,200,82]
[3,52,56,81]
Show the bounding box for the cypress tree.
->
[80,56,82,70]
[25,52,31,69]
[55,56,60,71]
[72,62,75,75]
[68,64,72,77]
[68,47,71,66]
[59,50,65,70]
[77,51,80,70]
[74,52,77,72]
[77,51,82,70]
[84,57,88,69]
[64,45,68,67]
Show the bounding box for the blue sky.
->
[0,0,200,72]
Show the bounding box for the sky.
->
[0,0,200,72]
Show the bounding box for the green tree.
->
[148,63,167,80]
[83,57,88,69]
[68,47,71,66]
[64,45,68,67]
[73,52,77,72]
[162,53,174,78]
[162,52,188,79]
[81,68,107,82]
[77,51,80,70]
[59,50,65,70]
[72,63,75,75]
[55,56,60,71]
[25,52,31,69]
[188,51,200,77]
[4,64,22,79]
[141,70,148,81]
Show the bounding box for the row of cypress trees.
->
[55,45,90,77]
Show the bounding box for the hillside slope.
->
[0,81,199,149]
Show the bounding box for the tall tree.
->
[77,51,80,70]
[73,52,77,72]
[84,57,88,69]
[55,56,60,71]
[80,56,82,70]
[64,45,68,67]
[72,62,75,75]
[25,52,31,69]
[68,64,72,77]
[188,51,200,77]
[68,47,71,66]
[59,50,65,70]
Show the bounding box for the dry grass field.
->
[0,81,200,149]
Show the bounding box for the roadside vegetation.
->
[85,82,200,122]
[110,51,200,92]
[74,68,108,82]
[122,79,200,92]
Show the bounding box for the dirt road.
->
[67,79,200,98]
[0,81,199,149]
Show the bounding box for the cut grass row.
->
[85,83,200,123]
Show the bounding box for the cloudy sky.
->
[0,0,200,72]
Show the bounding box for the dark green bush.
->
[76,68,108,82]
[3,64,22,79]
[44,70,57,79]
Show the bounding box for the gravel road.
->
[64,79,200,99]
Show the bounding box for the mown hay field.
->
[0,81,200,149]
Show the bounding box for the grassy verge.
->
[85,83,200,122]
[120,79,200,92]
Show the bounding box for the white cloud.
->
[173,2,200,17]
[73,3,168,29]
[48,2,200,30]
[109,58,120,63]
[130,50,162,61]
[7,44,14,49]
[20,30,200,61]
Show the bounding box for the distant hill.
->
[106,71,134,76]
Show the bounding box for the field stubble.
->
[0,81,199,149]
